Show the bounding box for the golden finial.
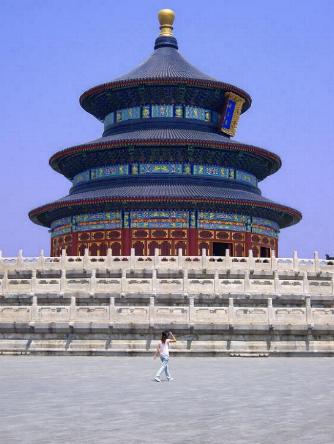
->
[158,9,175,37]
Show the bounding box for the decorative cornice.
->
[49,139,281,175]
[79,78,252,113]
[29,196,302,228]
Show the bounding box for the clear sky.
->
[1,0,333,258]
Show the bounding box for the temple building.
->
[29,9,301,257]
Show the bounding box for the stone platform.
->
[1,356,334,444]
[0,250,333,355]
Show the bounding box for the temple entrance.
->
[212,242,233,256]
[260,247,271,257]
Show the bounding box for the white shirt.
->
[159,339,170,356]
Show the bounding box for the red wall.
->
[51,228,278,257]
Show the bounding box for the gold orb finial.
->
[158,9,175,37]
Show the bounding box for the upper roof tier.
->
[80,9,251,121]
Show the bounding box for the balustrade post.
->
[149,295,155,327]
[70,295,76,321]
[267,297,274,327]
[303,271,309,294]
[17,249,24,267]
[178,248,183,270]
[31,269,37,294]
[228,297,234,327]
[201,248,207,269]
[90,269,96,295]
[60,249,67,268]
[189,296,195,326]
[106,248,112,267]
[83,248,90,268]
[38,249,45,268]
[305,296,313,327]
[154,248,159,268]
[152,268,157,293]
[271,249,277,272]
[293,250,299,272]
[2,269,8,294]
[225,249,232,270]
[314,251,320,273]
[130,248,136,269]
[60,269,67,294]
[31,294,38,322]
[214,270,219,295]
[109,296,115,323]
[244,269,250,292]
[248,249,255,272]
[274,270,279,293]
[183,269,189,293]
[121,269,127,292]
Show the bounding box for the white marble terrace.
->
[0,248,333,298]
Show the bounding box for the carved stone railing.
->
[0,249,333,274]
[1,296,334,330]
[0,249,333,297]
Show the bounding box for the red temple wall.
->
[51,228,278,257]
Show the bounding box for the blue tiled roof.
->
[87,127,232,145]
[57,181,273,204]
[114,47,216,82]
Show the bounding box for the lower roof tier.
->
[29,180,301,229]
[50,128,281,181]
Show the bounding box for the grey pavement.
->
[0,356,334,444]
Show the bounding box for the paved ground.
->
[0,357,334,444]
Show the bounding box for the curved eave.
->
[29,197,301,230]
[79,77,252,118]
[49,139,281,180]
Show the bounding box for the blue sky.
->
[1,0,333,257]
